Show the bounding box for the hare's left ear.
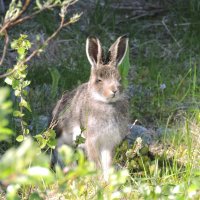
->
[86,36,103,68]
[107,35,129,66]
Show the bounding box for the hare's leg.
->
[50,147,65,170]
[51,130,73,169]
[51,125,84,169]
[100,149,112,182]
[86,138,101,168]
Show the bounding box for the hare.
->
[51,35,129,181]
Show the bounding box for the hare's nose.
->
[112,88,118,95]
[111,85,118,94]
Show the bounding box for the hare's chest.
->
[86,112,122,147]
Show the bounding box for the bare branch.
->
[0,4,52,34]
[0,68,16,79]
[24,16,65,63]
[8,5,56,28]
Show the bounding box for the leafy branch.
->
[1,0,81,142]
[0,0,81,78]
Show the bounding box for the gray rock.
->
[126,125,153,145]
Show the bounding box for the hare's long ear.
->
[86,37,103,68]
[107,35,128,66]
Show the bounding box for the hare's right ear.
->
[86,37,103,67]
[107,35,129,66]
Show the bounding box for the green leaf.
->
[44,129,56,139]
[36,0,43,9]
[119,46,130,88]
[13,110,24,117]
[12,79,20,90]
[17,47,25,55]
[0,119,9,127]
[4,77,13,85]
[22,121,28,126]
[0,127,13,135]
[22,90,28,96]
[22,80,31,88]
[47,139,56,149]
[34,134,47,149]
[0,87,10,103]
[11,40,18,49]
[19,54,26,60]
[29,192,43,200]
[16,135,24,142]
[75,134,86,146]
[19,98,32,112]
[24,128,30,135]
[58,145,74,165]
[14,90,21,96]
[1,101,12,110]
[49,129,56,139]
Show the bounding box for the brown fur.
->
[51,35,129,181]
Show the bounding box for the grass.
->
[1,0,200,199]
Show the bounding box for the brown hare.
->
[51,35,129,181]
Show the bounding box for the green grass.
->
[1,0,200,199]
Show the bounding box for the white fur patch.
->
[72,126,82,143]
[91,91,108,103]
[101,149,112,182]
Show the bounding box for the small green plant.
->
[0,138,55,200]
[5,34,32,142]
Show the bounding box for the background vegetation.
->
[0,0,200,199]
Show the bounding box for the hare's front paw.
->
[101,149,112,182]
[72,126,81,144]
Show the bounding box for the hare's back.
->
[52,83,88,120]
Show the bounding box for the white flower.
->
[168,195,176,200]
[27,166,50,176]
[111,191,122,199]
[188,190,197,199]
[160,83,166,90]
[139,184,151,195]
[172,185,180,194]
[155,185,162,194]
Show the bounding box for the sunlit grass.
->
[0,0,200,199]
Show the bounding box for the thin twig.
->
[0,1,80,79]
[0,0,31,35]
[0,68,16,78]
[0,30,9,66]
[24,16,66,63]
[8,5,56,28]
[0,15,76,79]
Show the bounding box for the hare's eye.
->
[96,79,102,83]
